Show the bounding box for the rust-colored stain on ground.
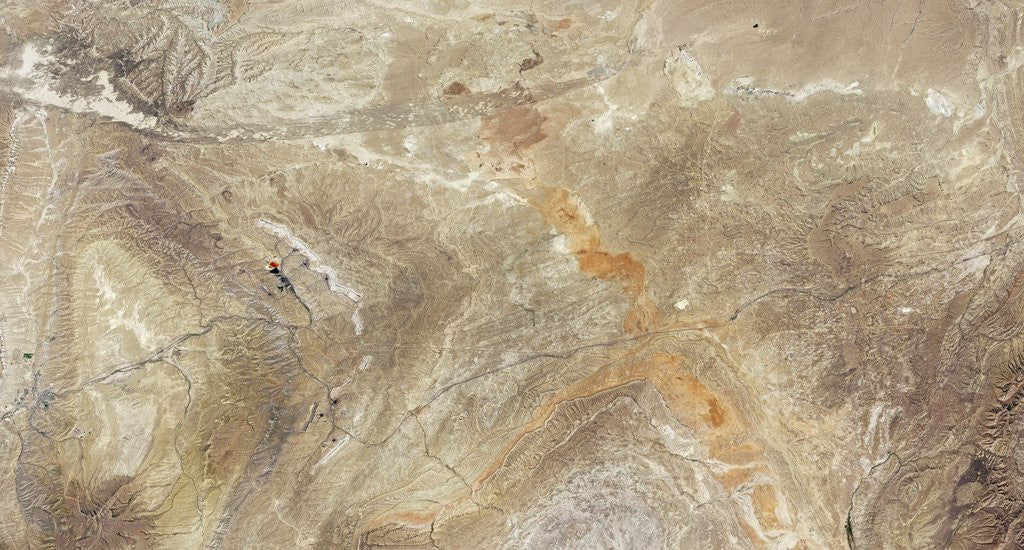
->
[739,518,768,550]
[552,18,573,30]
[533,187,661,333]
[703,395,727,427]
[480,106,547,151]
[753,484,783,530]
[472,95,779,545]
[479,108,661,333]
[473,353,746,488]
[467,351,781,540]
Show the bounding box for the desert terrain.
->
[1,0,1024,548]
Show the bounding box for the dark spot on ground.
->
[108,48,140,78]
[519,50,543,72]
[443,81,470,96]
[167,99,196,117]
[958,456,989,485]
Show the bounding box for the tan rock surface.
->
[1,0,1024,548]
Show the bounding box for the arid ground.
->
[2,1,1024,548]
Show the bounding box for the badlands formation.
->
[1,0,1024,548]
